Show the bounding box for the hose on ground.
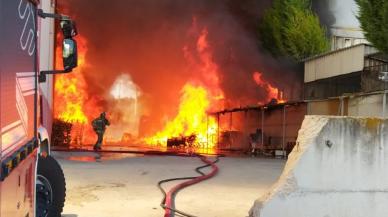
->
[157,154,220,217]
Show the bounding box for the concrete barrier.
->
[249,116,388,217]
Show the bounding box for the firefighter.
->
[92,112,110,151]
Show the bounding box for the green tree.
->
[356,0,388,54]
[259,0,329,61]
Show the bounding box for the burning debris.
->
[51,119,72,147]
[167,134,196,148]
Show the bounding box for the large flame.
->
[184,20,224,102]
[145,84,218,147]
[54,33,101,145]
[54,34,89,123]
[144,21,223,150]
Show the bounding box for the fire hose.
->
[158,154,220,217]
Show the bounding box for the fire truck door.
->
[0,0,38,216]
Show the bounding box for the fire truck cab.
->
[0,0,78,216]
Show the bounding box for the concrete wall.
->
[308,93,388,118]
[250,116,388,217]
[307,100,342,115]
[348,94,387,118]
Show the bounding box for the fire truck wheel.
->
[36,156,66,217]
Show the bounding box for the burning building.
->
[51,0,303,153]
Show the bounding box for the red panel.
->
[0,152,37,217]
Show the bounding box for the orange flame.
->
[145,84,218,147]
[54,34,89,124]
[145,22,223,150]
[183,24,224,102]
[54,32,101,145]
[253,71,285,104]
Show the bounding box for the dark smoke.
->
[58,0,302,136]
[312,0,362,37]
[312,0,336,31]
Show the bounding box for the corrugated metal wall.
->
[304,44,378,83]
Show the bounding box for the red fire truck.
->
[0,0,78,216]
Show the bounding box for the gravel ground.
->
[53,151,285,217]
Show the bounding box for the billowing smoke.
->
[58,0,302,138]
[312,0,362,36]
[312,0,336,30]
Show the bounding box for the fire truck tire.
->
[36,156,66,217]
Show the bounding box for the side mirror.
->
[38,10,79,83]
[63,38,78,71]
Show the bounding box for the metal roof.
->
[303,43,375,62]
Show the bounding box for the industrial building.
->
[305,44,388,117]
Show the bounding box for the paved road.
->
[54,151,285,217]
